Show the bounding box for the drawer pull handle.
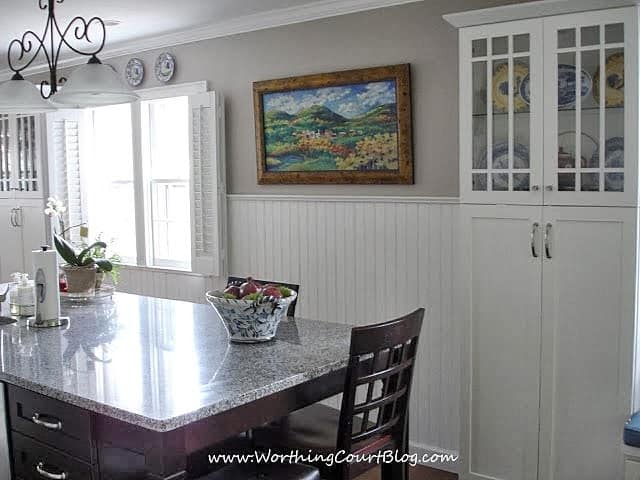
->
[32,413,62,431]
[36,462,67,480]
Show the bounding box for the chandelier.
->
[0,0,138,113]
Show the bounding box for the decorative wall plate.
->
[125,58,144,87]
[482,142,530,170]
[493,62,529,112]
[557,64,591,108]
[154,53,176,83]
[593,52,624,107]
[591,136,624,168]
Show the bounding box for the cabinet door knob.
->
[544,223,553,259]
[545,185,554,191]
[531,222,539,258]
[531,185,540,191]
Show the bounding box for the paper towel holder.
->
[28,245,69,329]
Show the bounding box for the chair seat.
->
[254,403,393,455]
[197,463,320,480]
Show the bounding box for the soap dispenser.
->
[9,273,35,317]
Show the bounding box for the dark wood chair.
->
[254,308,425,480]
[227,276,300,317]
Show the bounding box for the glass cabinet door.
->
[544,10,636,206]
[0,114,41,199]
[462,20,543,203]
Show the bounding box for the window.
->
[48,83,226,276]
[141,96,191,268]
[86,104,136,262]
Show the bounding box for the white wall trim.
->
[1,0,424,81]
[119,264,211,278]
[443,0,637,28]
[227,194,460,204]
[135,81,207,100]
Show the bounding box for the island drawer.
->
[7,385,94,463]
[12,431,97,480]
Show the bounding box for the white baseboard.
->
[409,441,460,474]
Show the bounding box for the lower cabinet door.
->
[626,459,640,480]
[460,205,543,480]
[12,431,97,480]
[0,205,24,282]
[539,206,636,480]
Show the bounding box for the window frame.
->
[88,81,209,273]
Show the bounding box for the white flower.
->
[44,196,67,217]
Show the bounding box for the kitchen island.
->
[0,292,352,479]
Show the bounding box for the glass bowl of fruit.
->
[205,277,297,343]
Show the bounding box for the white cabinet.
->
[461,205,635,480]
[460,205,542,480]
[455,6,637,206]
[448,4,639,478]
[0,202,47,283]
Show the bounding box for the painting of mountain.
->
[254,65,413,184]
[262,80,399,172]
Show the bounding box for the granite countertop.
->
[0,292,352,432]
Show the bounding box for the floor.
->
[357,465,457,479]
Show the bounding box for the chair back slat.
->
[336,308,424,457]
[227,276,300,317]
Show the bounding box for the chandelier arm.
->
[55,15,106,61]
[7,30,50,74]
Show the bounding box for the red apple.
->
[262,285,283,299]
[224,285,241,298]
[239,277,260,298]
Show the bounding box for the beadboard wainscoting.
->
[114,194,462,466]
[228,194,461,465]
[117,266,218,304]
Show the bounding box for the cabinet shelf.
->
[472,106,623,117]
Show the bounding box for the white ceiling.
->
[0,0,403,73]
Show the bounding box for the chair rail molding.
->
[0,0,425,81]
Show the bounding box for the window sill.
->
[119,264,211,278]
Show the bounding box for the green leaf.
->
[95,259,113,272]
[54,235,78,265]
[77,241,107,264]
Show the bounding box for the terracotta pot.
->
[61,265,97,294]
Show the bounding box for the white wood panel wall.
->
[115,194,461,464]
[228,195,461,461]
[117,266,216,304]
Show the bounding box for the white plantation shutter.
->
[189,91,226,277]
[46,110,86,243]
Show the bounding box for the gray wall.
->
[56,0,530,196]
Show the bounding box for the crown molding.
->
[443,0,638,28]
[0,0,424,81]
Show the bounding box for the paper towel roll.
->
[32,247,60,322]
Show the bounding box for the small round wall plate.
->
[155,53,176,83]
[125,58,144,87]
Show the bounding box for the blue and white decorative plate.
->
[520,65,591,108]
[154,53,175,83]
[125,58,144,87]
[591,136,624,168]
[483,142,530,170]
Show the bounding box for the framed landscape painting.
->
[253,64,413,184]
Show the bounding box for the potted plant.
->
[53,235,113,294]
[83,236,122,289]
